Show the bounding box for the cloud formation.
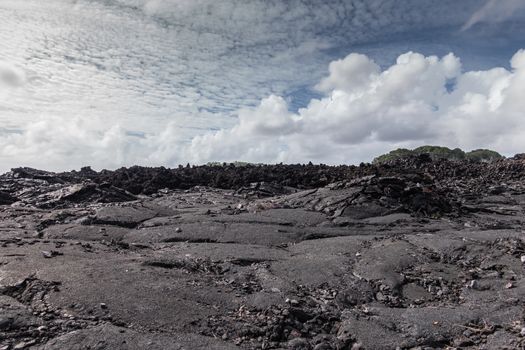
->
[1,50,525,172]
[463,0,525,30]
[185,50,525,165]
[2,1,525,172]
[0,61,26,88]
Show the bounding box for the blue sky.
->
[0,0,524,170]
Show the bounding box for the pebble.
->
[13,342,29,350]
[41,250,62,258]
[466,280,478,289]
[376,292,386,301]
[287,337,310,349]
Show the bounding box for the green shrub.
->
[373,146,503,164]
[372,148,413,164]
[465,149,504,162]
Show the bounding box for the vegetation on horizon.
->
[373,146,503,164]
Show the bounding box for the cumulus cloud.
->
[2,50,525,172]
[186,50,525,164]
[0,117,133,171]
[315,54,381,94]
[463,0,525,30]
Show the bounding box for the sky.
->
[0,0,525,171]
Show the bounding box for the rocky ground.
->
[1,156,525,349]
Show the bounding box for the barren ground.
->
[1,157,525,349]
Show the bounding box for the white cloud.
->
[2,50,525,172]
[1,0,525,172]
[463,0,525,30]
[315,54,380,94]
[0,61,27,104]
[186,50,525,164]
[0,61,26,89]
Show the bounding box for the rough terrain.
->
[2,155,525,349]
